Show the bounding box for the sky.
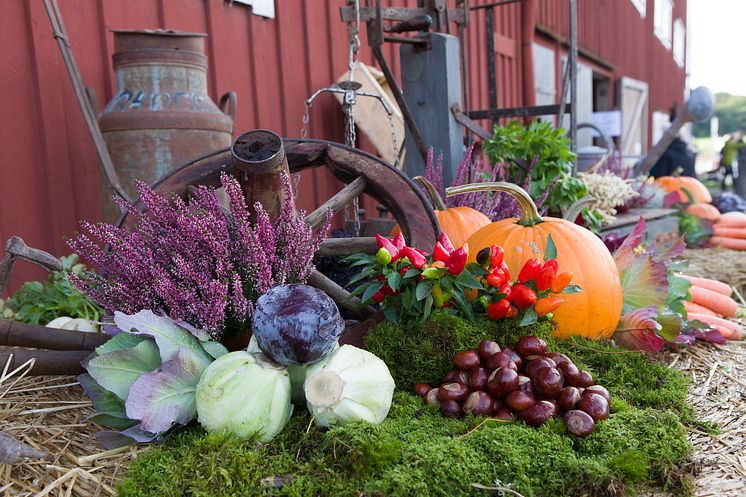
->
[688,0,746,96]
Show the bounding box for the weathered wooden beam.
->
[317,237,378,257]
[308,270,376,320]
[306,176,367,230]
[0,320,109,351]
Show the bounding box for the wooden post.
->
[400,33,463,184]
[231,129,293,221]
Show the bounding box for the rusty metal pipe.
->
[231,129,293,221]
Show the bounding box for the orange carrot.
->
[687,312,743,340]
[717,211,746,227]
[678,274,732,296]
[684,301,721,317]
[713,226,746,239]
[712,325,735,340]
[710,236,746,251]
[689,286,738,318]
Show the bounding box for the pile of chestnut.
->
[413,336,611,437]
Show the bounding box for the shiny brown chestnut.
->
[443,369,470,386]
[583,385,611,403]
[478,340,501,361]
[487,367,519,398]
[501,348,523,370]
[486,352,516,371]
[413,383,431,398]
[504,390,537,412]
[520,400,555,427]
[440,399,462,418]
[463,391,494,416]
[517,375,535,395]
[547,352,572,367]
[577,393,609,421]
[454,350,481,371]
[425,388,440,405]
[578,370,594,387]
[535,367,563,398]
[558,387,582,411]
[495,407,515,421]
[469,367,490,391]
[515,336,548,358]
[525,357,555,379]
[563,410,596,436]
[558,362,581,387]
[438,382,470,402]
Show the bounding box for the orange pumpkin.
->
[447,182,622,340]
[654,176,712,204]
[685,203,720,222]
[391,176,491,249]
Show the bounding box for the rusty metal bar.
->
[471,0,526,9]
[451,104,491,140]
[468,103,571,120]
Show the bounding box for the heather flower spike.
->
[68,173,331,338]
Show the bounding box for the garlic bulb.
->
[579,172,639,225]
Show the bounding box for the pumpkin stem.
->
[413,176,447,211]
[563,196,595,222]
[445,182,544,226]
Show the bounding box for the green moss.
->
[119,315,697,497]
[365,311,553,390]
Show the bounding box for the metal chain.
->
[347,0,361,235]
[300,98,312,139]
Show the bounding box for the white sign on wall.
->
[591,110,622,138]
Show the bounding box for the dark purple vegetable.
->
[251,284,344,365]
[712,192,746,214]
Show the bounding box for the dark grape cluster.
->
[413,336,611,436]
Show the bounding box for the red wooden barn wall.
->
[537,0,688,129]
[0,0,682,293]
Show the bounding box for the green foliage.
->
[693,92,746,138]
[1,254,101,324]
[677,211,713,248]
[119,322,695,496]
[484,120,586,212]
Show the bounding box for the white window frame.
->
[630,0,647,18]
[654,0,673,50]
[673,18,685,67]
[227,0,275,18]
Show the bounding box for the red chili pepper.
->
[486,268,507,288]
[497,283,512,301]
[490,245,505,269]
[506,305,518,318]
[500,262,512,281]
[486,299,511,320]
[414,247,428,257]
[432,241,451,263]
[517,258,542,283]
[399,267,409,276]
[535,265,556,292]
[392,232,406,251]
[534,296,564,317]
[372,289,386,303]
[438,232,455,253]
[445,243,468,275]
[376,233,400,261]
[543,258,558,273]
[551,271,573,293]
[401,246,427,269]
[511,283,538,309]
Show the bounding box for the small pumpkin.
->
[654,176,712,204]
[685,203,720,222]
[391,176,491,249]
[447,182,622,340]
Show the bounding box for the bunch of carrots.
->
[680,274,743,340]
[710,211,746,250]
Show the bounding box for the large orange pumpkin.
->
[447,182,622,340]
[391,176,491,249]
[654,176,712,204]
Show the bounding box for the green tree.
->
[693,92,746,137]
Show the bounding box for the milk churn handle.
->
[219,92,237,132]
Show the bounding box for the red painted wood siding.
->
[0,0,683,293]
[537,0,688,134]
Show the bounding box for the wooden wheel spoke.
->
[317,237,377,257]
[306,176,367,230]
[307,269,377,319]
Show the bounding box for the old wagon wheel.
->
[119,138,440,321]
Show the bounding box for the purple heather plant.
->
[422,146,553,221]
[68,173,330,338]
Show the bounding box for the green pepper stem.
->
[445,182,544,226]
[413,176,447,211]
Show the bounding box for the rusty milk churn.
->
[98,29,235,219]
